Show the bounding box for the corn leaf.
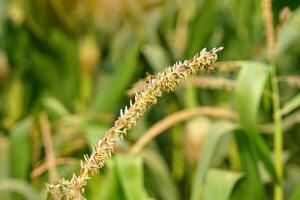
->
[230,177,252,200]
[204,168,243,200]
[234,130,266,200]
[93,35,140,113]
[235,62,277,183]
[142,149,179,200]
[277,8,300,54]
[190,121,236,200]
[289,181,300,200]
[42,97,69,118]
[186,0,220,57]
[281,94,300,116]
[115,155,149,200]
[0,137,10,200]
[10,119,31,179]
[0,179,42,200]
[100,160,125,200]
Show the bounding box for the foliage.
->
[0,0,300,199]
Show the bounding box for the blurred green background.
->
[1,0,300,199]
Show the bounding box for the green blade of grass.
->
[101,155,151,200]
[100,160,125,200]
[289,181,300,200]
[115,155,149,200]
[83,122,107,147]
[42,97,69,118]
[281,94,300,116]
[230,177,251,200]
[186,0,220,57]
[0,179,42,200]
[142,149,179,200]
[93,35,140,113]
[85,175,103,200]
[0,137,10,200]
[277,8,300,55]
[235,61,277,183]
[142,43,170,72]
[234,130,266,200]
[204,168,243,200]
[10,119,31,179]
[190,121,236,200]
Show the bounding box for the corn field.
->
[0,0,300,200]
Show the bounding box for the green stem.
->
[271,63,283,200]
[185,84,198,108]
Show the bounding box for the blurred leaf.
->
[5,78,25,126]
[235,62,268,132]
[83,122,107,146]
[4,21,29,68]
[186,0,220,57]
[85,175,103,200]
[0,137,9,178]
[142,43,170,72]
[110,30,137,65]
[190,121,236,200]
[30,30,78,107]
[234,130,266,200]
[142,149,179,200]
[277,8,300,54]
[0,0,9,29]
[115,155,149,200]
[100,160,125,200]
[10,119,31,179]
[0,179,42,200]
[235,62,277,183]
[47,0,77,34]
[204,168,243,200]
[230,177,251,200]
[289,181,300,200]
[183,0,220,108]
[0,137,10,200]
[222,0,263,59]
[93,35,140,113]
[281,94,300,116]
[100,155,149,200]
[1,1,300,199]
[42,97,69,118]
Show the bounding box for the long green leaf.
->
[281,94,300,116]
[42,97,69,118]
[190,121,236,200]
[235,62,277,182]
[115,155,149,200]
[289,181,300,200]
[83,122,107,146]
[230,177,251,200]
[277,8,300,55]
[0,179,42,200]
[204,169,243,200]
[0,137,10,200]
[100,160,125,200]
[93,35,140,113]
[142,43,170,72]
[186,0,220,57]
[234,130,266,200]
[10,119,31,179]
[235,62,268,132]
[0,137,9,178]
[85,175,104,200]
[142,149,179,200]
